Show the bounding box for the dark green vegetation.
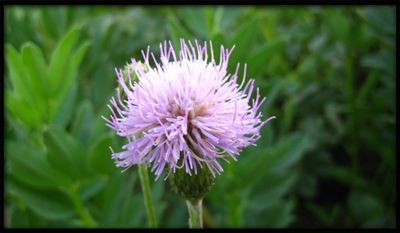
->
[4,5,396,228]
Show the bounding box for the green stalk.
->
[138,163,157,228]
[344,53,359,173]
[69,186,96,228]
[185,199,203,229]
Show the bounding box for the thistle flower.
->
[103,39,275,181]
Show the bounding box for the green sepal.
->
[169,153,215,204]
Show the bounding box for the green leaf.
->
[5,90,42,130]
[245,197,296,228]
[271,132,309,170]
[363,6,395,48]
[180,7,208,39]
[48,27,79,98]
[91,61,115,110]
[44,126,90,180]
[21,42,50,112]
[347,190,384,224]
[39,6,66,41]
[246,36,286,80]
[10,206,32,228]
[10,203,44,228]
[306,202,340,227]
[361,50,395,77]
[6,140,73,188]
[227,18,260,75]
[89,134,117,175]
[167,15,194,52]
[219,6,242,32]
[78,176,108,202]
[58,41,91,108]
[247,171,297,211]
[70,41,91,73]
[5,44,44,119]
[330,167,382,200]
[238,132,307,189]
[90,105,112,145]
[20,42,49,92]
[113,173,145,227]
[97,171,140,226]
[259,78,285,114]
[209,32,226,64]
[71,100,94,147]
[6,173,75,220]
[52,83,78,128]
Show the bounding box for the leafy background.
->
[4,5,396,228]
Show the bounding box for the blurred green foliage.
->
[4,5,396,228]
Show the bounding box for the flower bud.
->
[169,153,215,203]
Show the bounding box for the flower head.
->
[103,39,275,180]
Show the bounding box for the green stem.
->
[138,163,157,228]
[69,186,96,228]
[186,199,203,229]
[344,53,359,174]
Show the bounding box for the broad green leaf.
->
[10,206,32,228]
[347,190,384,224]
[209,32,226,64]
[71,100,94,147]
[258,78,285,114]
[56,41,91,113]
[208,6,224,36]
[228,188,251,228]
[5,44,44,117]
[90,105,113,145]
[39,6,66,42]
[271,132,309,170]
[164,200,186,228]
[70,41,91,73]
[46,36,88,124]
[359,128,395,169]
[180,7,208,39]
[78,176,107,202]
[245,197,295,228]
[20,44,48,121]
[246,36,286,80]
[89,134,117,175]
[361,50,395,77]
[21,42,49,99]
[6,140,73,188]
[5,90,42,130]
[247,171,297,211]
[296,171,318,199]
[97,171,139,226]
[362,6,395,48]
[91,61,115,110]
[6,173,75,220]
[227,18,260,74]
[167,15,194,52]
[219,6,242,32]
[52,83,78,128]
[324,8,350,43]
[306,202,341,227]
[111,173,145,228]
[10,203,44,228]
[48,27,79,98]
[238,132,308,188]
[330,167,382,200]
[44,126,90,180]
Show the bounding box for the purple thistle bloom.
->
[103,39,275,180]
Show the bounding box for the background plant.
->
[4,5,396,228]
